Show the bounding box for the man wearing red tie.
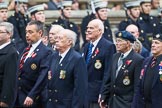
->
[15,20,52,108]
[133,34,162,108]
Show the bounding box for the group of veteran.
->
[1,0,162,108]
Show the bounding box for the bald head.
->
[126,24,139,38]
[86,19,104,42]
[90,19,104,33]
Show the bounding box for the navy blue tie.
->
[86,43,93,64]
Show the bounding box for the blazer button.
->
[18,77,21,80]
[49,90,52,92]
[49,99,52,102]
[114,94,116,96]
[55,99,58,102]
[54,90,58,93]
[113,85,116,88]
[18,86,21,90]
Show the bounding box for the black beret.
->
[115,31,136,43]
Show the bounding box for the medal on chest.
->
[159,61,162,82]
[94,60,102,69]
[123,70,130,86]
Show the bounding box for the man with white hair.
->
[46,29,88,108]
[82,19,116,108]
[48,24,64,50]
[0,22,18,107]
[81,0,113,46]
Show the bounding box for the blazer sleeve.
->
[28,51,52,100]
[72,56,88,108]
[0,51,18,106]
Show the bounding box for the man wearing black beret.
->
[133,34,162,108]
[99,31,144,108]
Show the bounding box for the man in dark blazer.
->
[0,22,18,107]
[46,29,88,108]
[133,34,162,108]
[82,19,116,108]
[15,20,52,108]
[99,31,144,108]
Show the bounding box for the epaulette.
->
[150,16,153,20]
[70,23,73,28]
[139,17,143,20]
[141,30,144,33]
[55,20,58,22]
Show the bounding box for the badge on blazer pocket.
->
[31,63,37,70]
[94,60,102,69]
[59,70,66,79]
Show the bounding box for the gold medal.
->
[94,60,102,69]
[123,76,130,86]
[59,70,66,79]
[31,63,37,70]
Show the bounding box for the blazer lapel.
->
[25,42,43,62]
[116,50,134,79]
[112,53,120,82]
[88,38,103,66]
[141,57,152,88]
[83,43,89,59]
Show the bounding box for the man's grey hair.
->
[60,29,77,47]
[0,22,14,36]
[51,24,64,31]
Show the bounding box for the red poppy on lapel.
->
[31,53,37,58]
[92,48,99,58]
[126,60,132,65]
[140,69,144,79]
[159,61,162,66]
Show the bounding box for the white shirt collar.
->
[91,36,102,53]
[24,40,42,61]
[0,41,11,50]
[31,39,42,49]
[122,48,133,58]
[59,47,70,63]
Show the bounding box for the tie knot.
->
[152,57,156,61]
[120,54,124,59]
[89,43,94,47]
[26,45,32,50]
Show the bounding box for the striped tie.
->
[116,54,124,77]
[19,45,32,70]
[151,57,156,68]
[86,43,94,64]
